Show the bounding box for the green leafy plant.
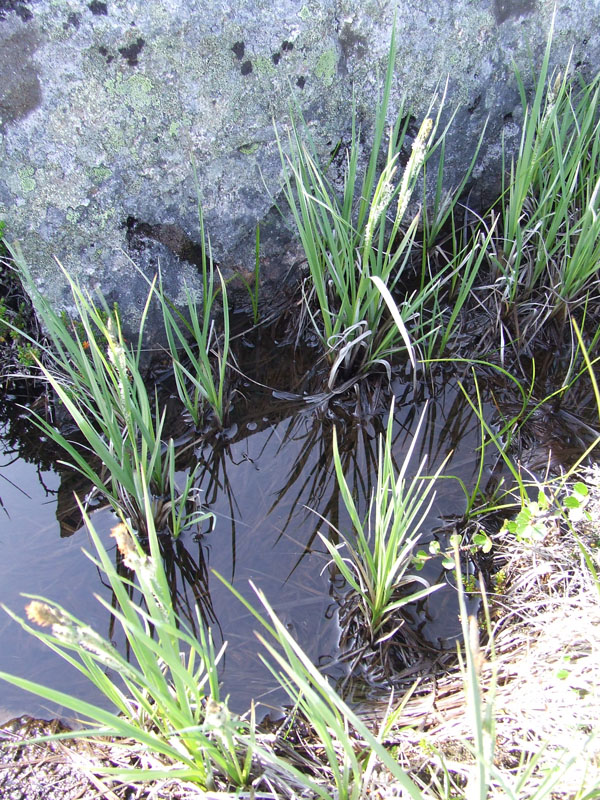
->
[562,480,591,523]
[0,300,28,342]
[501,478,594,546]
[16,341,41,367]
[414,529,492,574]
[501,488,556,543]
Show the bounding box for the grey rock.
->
[0,0,599,340]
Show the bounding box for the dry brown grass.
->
[367,466,600,798]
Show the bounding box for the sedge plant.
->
[318,398,445,639]
[235,223,262,325]
[0,483,261,791]
[494,14,600,320]
[151,207,230,428]
[7,247,206,535]
[277,28,453,386]
[420,219,496,360]
[220,575,427,800]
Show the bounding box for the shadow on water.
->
[3,322,591,719]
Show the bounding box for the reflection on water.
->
[0,448,120,719]
[0,356,499,720]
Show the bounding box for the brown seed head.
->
[26,601,62,628]
[111,522,136,559]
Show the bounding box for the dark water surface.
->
[0,354,498,721]
[0,453,118,720]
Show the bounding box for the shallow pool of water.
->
[0,357,497,723]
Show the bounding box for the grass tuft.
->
[491,17,600,325]
[150,207,231,428]
[0,489,259,791]
[318,399,445,639]
[276,29,461,385]
[7,246,210,536]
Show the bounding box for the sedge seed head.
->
[111,523,154,574]
[417,117,433,144]
[26,601,62,628]
[111,522,136,559]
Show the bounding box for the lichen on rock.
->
[0,0,599,337]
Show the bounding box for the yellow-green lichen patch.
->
[90,166,112,182]
[253,56,276,76]
[107,73,154,110]
[104,125,127,152]
[315,48,337,86]
[238,142,260,155]
[168,114,192,139]
[19,167,36,193]
[96,207,116,229]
